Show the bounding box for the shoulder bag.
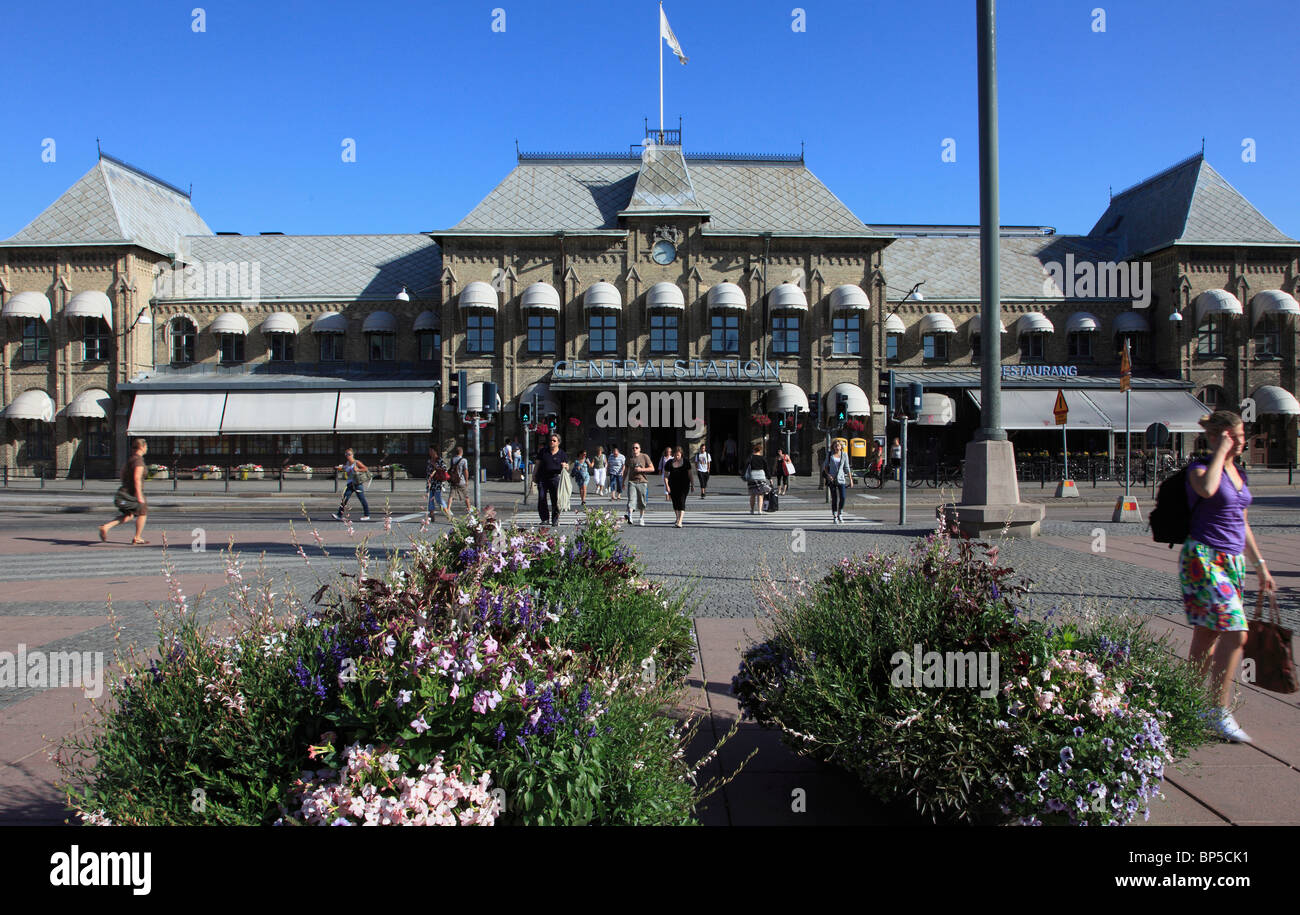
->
[1245,589,1298,693]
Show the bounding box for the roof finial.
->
[800,139,805,162]
[1108,185,1112,200]
[96,137,101,157]
[1201,137,1205,155]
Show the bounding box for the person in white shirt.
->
[694,446,712,498]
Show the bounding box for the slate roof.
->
[620,146,707,216]
[7,153,211,256]
[158,234,441,301]
[883,234,1117,302]
[1088,154,1295,259]
[453,149,884,236]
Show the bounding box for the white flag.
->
[660,7,688,64]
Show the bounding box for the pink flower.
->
[449,683,460,702]
[411,715,429,734]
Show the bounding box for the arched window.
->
[170,317,196,364]
[1198,385,1224,412]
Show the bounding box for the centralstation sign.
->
[552,359,781,384]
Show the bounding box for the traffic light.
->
[808,393,820,428]
[903,382,924,418]
[546,414,558,434]
[450,370,467,413]
[776,412,786,430]
[480,382,498,415]
[835,394,848,426]
[519,401,531,425]
[878,371,895,419]
[785,410,795,431]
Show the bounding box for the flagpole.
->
[658,2,664,137]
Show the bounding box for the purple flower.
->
[1073,726,1084,738]
[1060,746,1074,763]
[495,723,507,745]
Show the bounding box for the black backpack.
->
[1149,467,1197,547]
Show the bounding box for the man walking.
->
[723,435,738,475]
[607,446,626,501]
[333,448,371,520]
[534,433,569,527]
[624,442,655,526]
[694,444,712,499]
[448,445,473,514]
[98,437,150,544]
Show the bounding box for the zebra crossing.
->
[498,505,882,531]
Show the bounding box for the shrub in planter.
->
[732,532,1214,824]
[59,510,722,825]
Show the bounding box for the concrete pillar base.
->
[948,439,1045,539]
[1054,479,1080,498]
[1111,495,1143,523]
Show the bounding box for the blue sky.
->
[3,0,1297,239]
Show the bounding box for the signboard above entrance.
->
[552,359,781,385]
[1002,365,1080,379]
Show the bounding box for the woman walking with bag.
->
[1182,411,1275,742]
[98,438,150,545]
[822,438,854,524]
[743,443,769,514]
[665,446,694,528]
[573,449,591,509]
[425,446,454,524]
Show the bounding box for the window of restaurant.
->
[1019,332,1046,362]
[886,333,900,362]
[219,333,245,364]
[1066,331,1093,360]
[171,317,196,364]
[368,332,396,363]
[319,333,345,362]
[269,333,294,362]
[922,332,948,362]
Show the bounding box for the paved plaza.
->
[1,474,1297,825]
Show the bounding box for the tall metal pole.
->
[899,418,909,523]
[471,413,482,513]
[976,0,1004,441]
[658,2,664,136]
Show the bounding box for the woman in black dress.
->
[744,443,769,514]
[665,445,694,528]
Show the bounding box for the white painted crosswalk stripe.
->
[499,508,882,530]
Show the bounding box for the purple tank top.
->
[1185,459,1251,555]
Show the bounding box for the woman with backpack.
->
[1181,410,1276,743]
[425,446,454,524]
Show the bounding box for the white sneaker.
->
[1211,709,1251,743]
[332,512,342,521]
[360,516,371,521]
[639,516,645,526]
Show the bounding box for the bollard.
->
[279,468,284,493]
[40,466,45,489]
[225,466,230,493]
[390,464,395,493]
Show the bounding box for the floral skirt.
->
[1179,538,1247,632]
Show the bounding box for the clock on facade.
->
[651,240,677,265]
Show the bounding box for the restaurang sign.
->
[1001,365,1080,379]
[553,359,781,383]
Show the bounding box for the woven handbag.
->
[1245,590,1298,694]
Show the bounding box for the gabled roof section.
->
[157,234,440,302]
[619,145,707,217]
[452,148,885,237]
[1087,154,1295,259]
[7,153,211,256]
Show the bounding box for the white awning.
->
[968,389,1110,429]
[459,281,499,311]
[1083,389,1211,433]
[768,382,810,413]
[884,313,905,334]
[3,291,52,322]
[1063,312,1099,334]
[1195,289,1243,323]
[1017,312,1055,334]
[825,382,870,416]
[919,313,956,335]
[969,315,1008,334]
[262,312,299,334]
[707,283,746,311]
[65,291,113,327]
[521,282,561,311]
[520,381,559,417]
[1113,311,1149,334]
[465,382,502,414]
[584,282,622,311]
[1251,290,1300,325]
[334,391,436,432]
[647,282,685,310]
[210,313,250,335]
[65,388,112,419]
[915,393,956,425]
[829,284,870,311]
[363,310,398,333]
[413,310,439,331]
[2,389,54,423]
[127,392,226,435]
[312,312,348,334]
[221,392,340,433]
[769,284,808,311]
[1252,385,1300,416]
